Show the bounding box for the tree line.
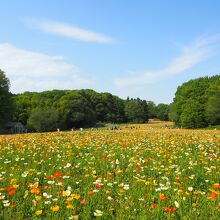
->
[13,91,169,132]
[0,69,219,132]
[0,69,170,132]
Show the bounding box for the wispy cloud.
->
[115,35,220,87]
[24,19,115,43]
[0,43,92,93]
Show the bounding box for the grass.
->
[203,125,220,130]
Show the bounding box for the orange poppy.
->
[136,165,141,171]
[163,207,169,212]
[53,171,62,179]
[6,186,15,192]
[31,188,41,195]
[159,193,166,201]
[213,183,220,189]
[208,192,218,199]
[88,191,95,195]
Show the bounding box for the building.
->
[4,122,25,134]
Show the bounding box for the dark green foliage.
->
[0,69,14,127]
[5,68,220,130]
[125,98,148,123]
[168,103,178,122]
[27,108,59,132]
[170,75,220,128]
[147,101,157,118]
[180,101,207,128]
[206,83,220,125]
[101,93,125,123]
[156,103,169,121]
[11,90,149,131]
[58,92,96,129]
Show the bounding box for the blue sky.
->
[0,0,220,104]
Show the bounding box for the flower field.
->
[0,124,219,219]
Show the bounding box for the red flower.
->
[53,171,62,179]
[81,199,86,204]
[170,207,176,213]
[136,165,141,171]
[94,184,100,189]
[8,189,15,196]
[175,177,180,182]
[151,202,157,207]
[184,177,188,182]
[6,186,15,192]
[163,207,169,212]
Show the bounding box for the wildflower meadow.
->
[0,124,219,219]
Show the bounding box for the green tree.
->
[13,93,34,125]
[58,92,96,129]
[27,107,59,132]
[173,77,209,128]
[180,101,207,128]
[141,100,149,122]
[90,92,108,122]
[125,98,148,123]
[168,103,178,122]
[13,90,68,126]
[147,101,157,118]
[206,85,220,125]
[156,103,169,121]
[171,76,218,128]
[0,69,14,127]
[103,93,125,123]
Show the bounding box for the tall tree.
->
[206,85,220,125]
[125,98,148,123]
[147,101,157,118]
[168,103,178,122]
[180,100,207,128]
[0,69,14,127]
[171,75,220,128]
[58,92,96,129]
[156,104,169,121]
[27,107,59,132]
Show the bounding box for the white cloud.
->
[0,43,92,93]
[115,35,220,87]
[25,19,115,43]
